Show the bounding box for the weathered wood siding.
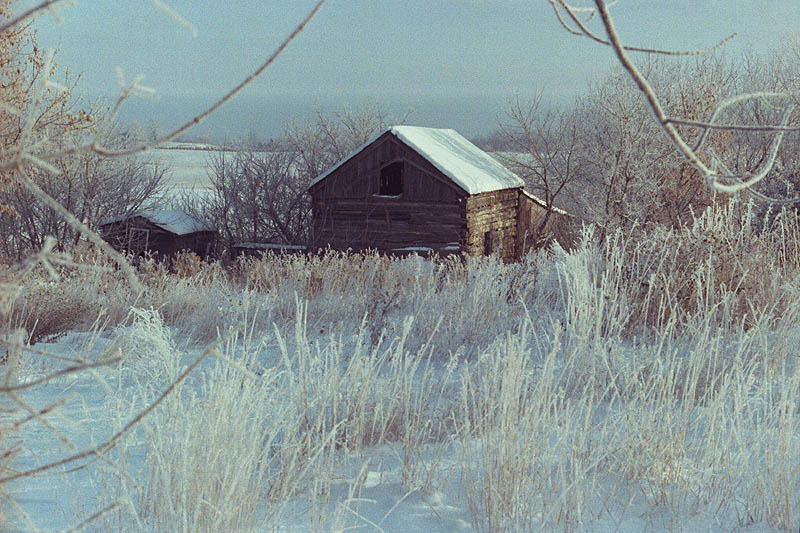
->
[312,197,466,251]
[465,189,519,262]
[309,132,464,202]
[310,132,468,251]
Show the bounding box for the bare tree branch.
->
[551,0,736,57]
[665,118,800,134]
[2,0,328,169]
[690,91,797,152]
[12,166,144,293]
[0,326,238,484]
[584,0,798,200]
[0,357,120,393]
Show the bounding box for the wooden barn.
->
[308,125,572,261]
[99,210,216,258]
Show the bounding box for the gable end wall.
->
[310,133,469,252]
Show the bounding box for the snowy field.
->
[4,207,800,531]
[9,319,796,532]
[143,144,223,194]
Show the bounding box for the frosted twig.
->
[0,325,240,484]
[689,91,797,152]
[709,151,800,205]
[10,396,71,432]
[591,1,711,175]
[548,0,583,36]
[7,236,110,281]
[552,0,736,56]
[150,0,198,38]
[6,388,76,448]
[8,236,58,278]
[20,151,62,175]
[712,103,795,193]
[0,358,121,392]
[18,50,55,152]
[548,0,616,34]
[0,0,67,33]
[665,118,800,134]
[67,502,121,532]
[13,166,144,294]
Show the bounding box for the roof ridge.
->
[308,125,523,194]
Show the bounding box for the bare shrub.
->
[170,250,206,278]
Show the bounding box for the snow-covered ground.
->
[4,223,800,531]
[4,319,479,531]
[5,310,797,531]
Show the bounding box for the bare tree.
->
[1,0,328,290]
[285,105,403,182]
[497,50,766,239]
[201,148,304,252]
[574,56,750,233]
[0,2,328,529]
[550,0,800,203]
[497,94,584,238]
[573,68,664,235]
[0,126,166,259]
[198,106,404,254]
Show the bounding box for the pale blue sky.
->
[27,1,800,139]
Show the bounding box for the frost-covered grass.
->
[3,201,800,531]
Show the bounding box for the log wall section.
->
[464,189,519,262]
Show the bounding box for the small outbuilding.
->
[517,190,579,255]
[307,125,572,261]
[99,209,216,258]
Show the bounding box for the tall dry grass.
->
[5,198,800,530]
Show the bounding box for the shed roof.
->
[309,125,524,195]
[520,190,572,216]
[100,210,214,236]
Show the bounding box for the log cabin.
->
[307,125,573,261]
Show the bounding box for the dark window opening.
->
[379,161,404,196]
[483,231,494,256]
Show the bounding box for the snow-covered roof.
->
[100,210,215,235]
[233,242,306,250]
[309,126,524,195]
[391,246,434,253]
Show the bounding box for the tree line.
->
[3,0,798,261]
[0,0,165,261]
[183,46,800,255]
